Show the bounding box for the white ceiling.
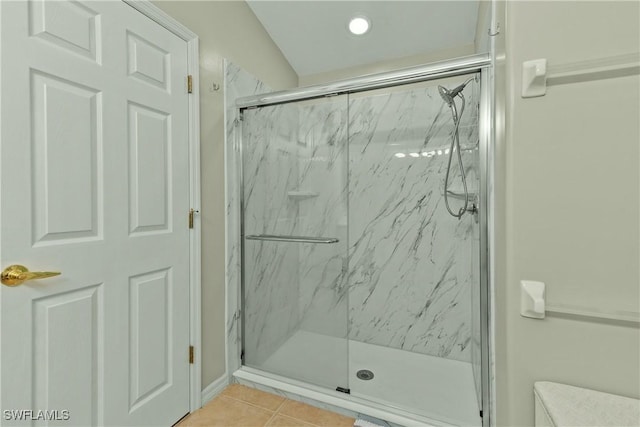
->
[247,1,480,77]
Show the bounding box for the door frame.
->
[0,0,203,415]
[122,0,202,413]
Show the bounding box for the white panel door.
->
[0,1,191,426]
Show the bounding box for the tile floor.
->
[177,384,355,427]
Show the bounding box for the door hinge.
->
[189,208,199,229]
[187,75,193,94]
[189,345,194,364]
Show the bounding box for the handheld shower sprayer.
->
[437,82,467,106]
[438,77,476,219]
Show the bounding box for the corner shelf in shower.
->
[287,191,319,201]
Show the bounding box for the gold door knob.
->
[1,265,61,287]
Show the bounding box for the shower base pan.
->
[235,330,481,427]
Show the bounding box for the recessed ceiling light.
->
[348,16,370,35]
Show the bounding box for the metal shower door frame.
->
[478,67,493,427]
[235,54,494,427]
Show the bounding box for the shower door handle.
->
[245,234,339,244]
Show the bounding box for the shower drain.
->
[356,369,374,380]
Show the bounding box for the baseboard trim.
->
[201,374,229,405]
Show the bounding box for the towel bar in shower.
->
[245,234,339,244]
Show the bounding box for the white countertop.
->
[534,381,640,427]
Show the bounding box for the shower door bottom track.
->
[234,366,471,427]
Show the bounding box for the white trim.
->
[489,2,498,425]
[201,375,230,406]
[186,36,202,413]
[123,0,198,40]
[123,0,202,413]
[0,2,4,419]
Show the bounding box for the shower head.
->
[438,85,454,106]
[438,81,469,106]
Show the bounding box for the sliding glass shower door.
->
[238,73,484,426]
[346,79,481,425]
[241,95,350,391]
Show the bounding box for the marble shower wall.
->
[227,61,481,372]
[344,80,479,362]
[242,103,302,366]
[225,62,350,373]
[225,62,274,374]
[295,98,350,338]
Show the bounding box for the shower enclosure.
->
[227,55,491,427]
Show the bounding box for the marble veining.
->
[226,62,481,376]
[224,61,275,374]
[242,103,302,365]
[294,98,350,338]
[346,81,479,361]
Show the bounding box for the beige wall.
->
[474,0,491,53]
[496,1,640,425]
[152,0,298,389]
[299,45,475,86]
